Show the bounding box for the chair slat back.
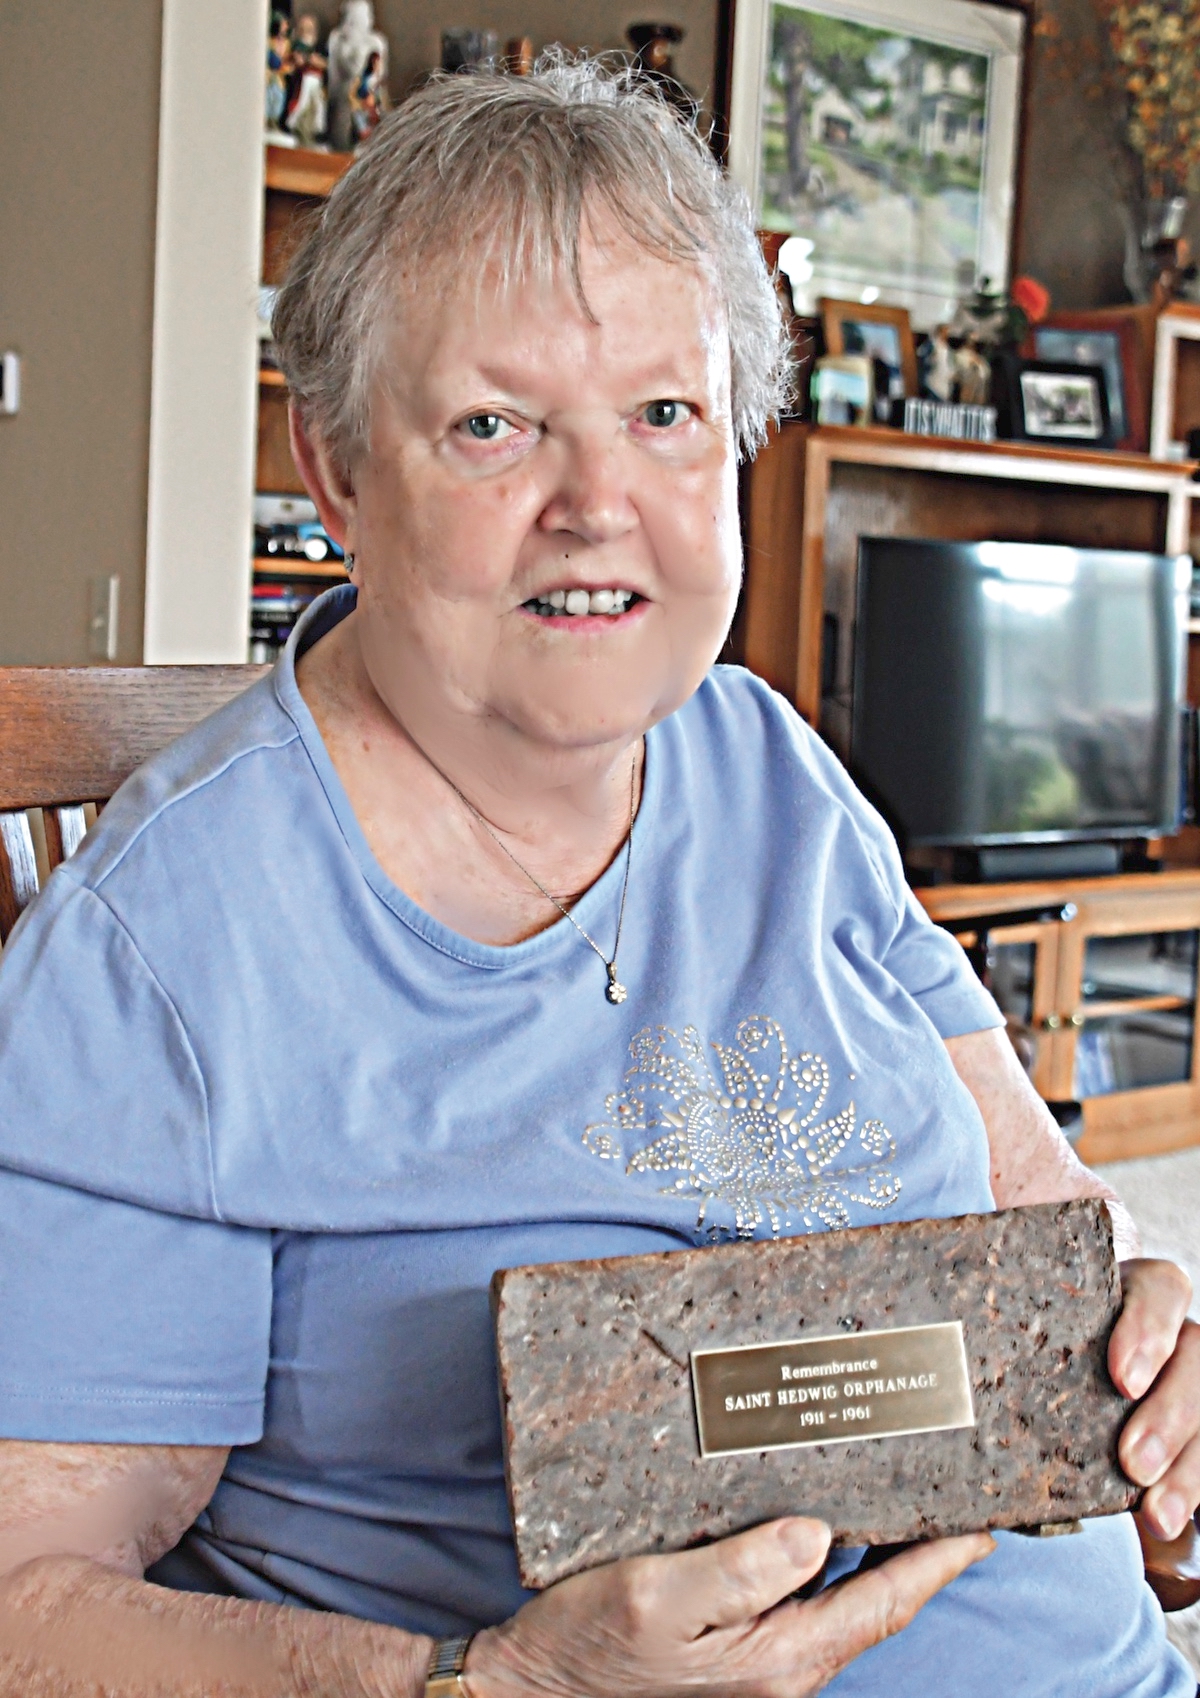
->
[0,665,269,944]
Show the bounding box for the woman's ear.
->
[288,403,357,552]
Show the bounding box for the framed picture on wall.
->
[726,0,1028,328]
[1027,310,1149,452]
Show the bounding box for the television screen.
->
[851,539,1190,847]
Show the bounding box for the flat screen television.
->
[850,538,1191,849]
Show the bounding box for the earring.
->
[344,552,355,574]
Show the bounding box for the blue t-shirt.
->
[0,586,1188,1696]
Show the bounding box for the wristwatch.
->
[425,1634,474,1696]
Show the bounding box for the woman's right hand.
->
[463,1518,994,1698]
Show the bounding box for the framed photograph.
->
[820,296,917,419]
[811,354,874,424]
[1029,311,1148,452]
[998,360,1113,449]
[727,0,1027,327]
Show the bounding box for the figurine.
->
[328,0,390,151]
[1151,235,1199,309]
[922,324,956,403]
[441,28,499,73]
[285,13,328,149]
[266,13,292,136]
[954,334,992,407]
[626,23,697,120]
[349,48,390,144]
[505,37,535,76]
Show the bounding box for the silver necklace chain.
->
[439,753,638,1006]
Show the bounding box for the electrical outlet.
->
[0,352,20,415]
[88,575,120,661]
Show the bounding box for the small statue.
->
[1151,235,1199,309]
[505,37,535,76]
[441,28,500,73]
[955,334,992,407]
[285,13,328,149]
[922,324,956,403]
[349,48,390,145]
[266,12,292,136]
[328,0,390,152]
[626,22,697,120]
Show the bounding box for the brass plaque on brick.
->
[690,1322,975,1458]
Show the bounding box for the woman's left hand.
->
[945,1030,1200,1542]
[1110,1259,1200,1540]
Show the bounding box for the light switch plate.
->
[88,575,119,661]
[0,352,20,415]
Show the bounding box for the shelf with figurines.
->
[772,259,1161,460]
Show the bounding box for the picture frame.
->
[726,0,1027,328]
[820,296,918,419]
[995,358,1114,449]
[1027,309,1149,453]
[811,354,874,425]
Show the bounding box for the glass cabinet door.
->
[981,923,1063,1101]
[1072,930,1198,1098]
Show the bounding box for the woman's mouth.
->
[521,587,643,618]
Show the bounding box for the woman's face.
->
[312,220,742,756]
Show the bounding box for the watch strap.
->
[425,1634,474,1697]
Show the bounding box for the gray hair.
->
[272,54,791,468]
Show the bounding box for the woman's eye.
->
[463,414,514,441]
[642,400,692,429]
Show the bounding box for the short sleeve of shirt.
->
[0,1169,271,1443]
[777,690,1005,1040]
[0,871,272,1444]
[883,888,1004,1038]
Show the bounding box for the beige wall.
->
[0,0,162,665]
[142,0,266,664]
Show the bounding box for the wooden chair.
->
[0,665,268,944]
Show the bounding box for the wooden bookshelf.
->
[741,423,1197,730]
[264,142,353,198]
[920,872,1200,1163]
[257,144,351,499]
[253,556,347,579]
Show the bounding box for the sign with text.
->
[691,1322,975,1457]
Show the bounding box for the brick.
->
[491,1199,1137,1588]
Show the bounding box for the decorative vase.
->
[1121,195,1188,302]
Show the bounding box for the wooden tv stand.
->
[738,426,1200,1161]
[740,424,1195,733]
[919,872,1200,1165]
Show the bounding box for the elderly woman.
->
[0,59,1197,1698]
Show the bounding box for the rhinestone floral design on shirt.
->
[583,1016,901,1238]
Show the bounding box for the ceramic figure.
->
[626,22,697,119]
[441,28,500,73]
[266,13,292,135]
[285,13,328,148]
[328,0,390,151]
[923,324,956,403]
[350,49,390,144]
[955,335,991,407]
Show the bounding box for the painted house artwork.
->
[760,2,991,304]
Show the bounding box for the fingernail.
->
[1138,1434,1168,1479]
[779,1518,831,1569]
[1156,1493,1188,1540]
[1126,1353,1156,1399]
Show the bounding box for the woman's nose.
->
[538,434,639,546]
